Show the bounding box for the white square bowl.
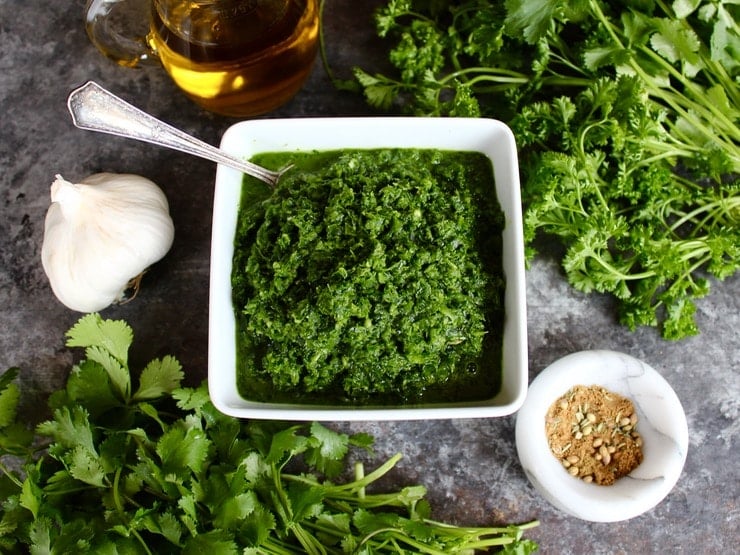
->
[208,117,527,420]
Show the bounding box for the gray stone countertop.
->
[1,1,737,553]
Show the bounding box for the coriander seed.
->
[545,385,644,485]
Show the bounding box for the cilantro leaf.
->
[172,385,211,414]
[133,355,184,401]
[348,431,375,452]
[1,315,539,552]
[65,313,133,365]
[0,368,20,429]
[64,360,121,417]
[308,422,349,463]
[156,425,210,476]
[37,405,96,455]
[212,491,259,530]
[20,471,42,519]
[84,345,131,401]
[68,445,107,487]
[504,0,559,44]
[266,426,309,467]
[650,17,703,74]
[27,516,52,551]
[183,531,238,555]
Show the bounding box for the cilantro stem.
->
[317,0,336,86]
[356,527,450,555]
[271,462,329,555]
[547,40,591,79]
[131,529,155,555]
[286,453,404,496]
[291,523,328,555]
[634,48,740,149]
[0,460,22,488]
[354,522,536,554]
[112,465,125,513]
[425,518,541,535]
[653,0,740,106]
[355,460,366,499]
[332,452,402,491]
[325,490,417,509]
[255,537,319,555]
[109,460,156,555]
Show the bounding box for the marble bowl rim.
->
[515,349,689,522]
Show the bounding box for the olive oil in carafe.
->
[148,0,319,117]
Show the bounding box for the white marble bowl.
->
[208,117,528,420]
[515,350,688,522]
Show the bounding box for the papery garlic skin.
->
[41,173,175,312]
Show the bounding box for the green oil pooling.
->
[231,148,505,405]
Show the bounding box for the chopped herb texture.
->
[0,314,539,553]
[334,0,740,339]
[232,149,506,404]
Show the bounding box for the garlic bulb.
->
[41,173,175,312]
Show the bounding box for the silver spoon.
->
[67,81,288,187]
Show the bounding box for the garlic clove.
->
[41,173,175,312]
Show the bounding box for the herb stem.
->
[587,0,739,170]
[441,66,530,84]
[629,140,699,168]
[317,0,335,85]
[355,460,366,499]
[654,0,740,105]
[668,197,740,234]
[112,464,125,513]
[636,48,740,148]
[357,528,449,555]
[325,453,403,493]
[0,460,22,487]
[590,253,656,281]
[131,529,155,555]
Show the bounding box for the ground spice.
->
[545,385,644,485]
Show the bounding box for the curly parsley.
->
[334,0,740,339]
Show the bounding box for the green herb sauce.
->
[231,148,506,405]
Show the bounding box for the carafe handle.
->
[84,0,157,67]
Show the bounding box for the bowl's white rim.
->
[208,117,528,420]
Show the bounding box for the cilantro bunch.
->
[0,314,538,553]
[333,0,740,339]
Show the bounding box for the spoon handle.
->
[67,81,281,187]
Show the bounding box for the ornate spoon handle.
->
[67,81,283,187]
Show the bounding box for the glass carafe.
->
[85,0,320,117]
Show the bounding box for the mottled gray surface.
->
[1,1,738,553]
